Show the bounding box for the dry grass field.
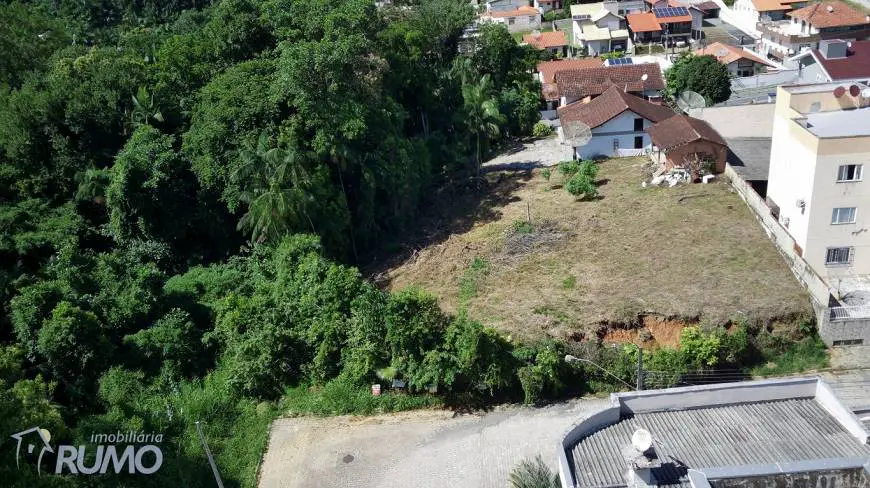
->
[377,158,812,341]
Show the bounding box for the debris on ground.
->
[500,219,571,259]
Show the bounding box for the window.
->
[809,101,821,112]
[837,164,863,182]
[825,247,853,265]
[634,136,644,149]
[508,17,515,25]
[831,207,856,224]
[634,118,644,131]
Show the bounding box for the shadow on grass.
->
[363,169,535,285]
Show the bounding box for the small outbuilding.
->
[646,114,727,175]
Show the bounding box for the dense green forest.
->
[0,0,826,485]
[0,0,552,484]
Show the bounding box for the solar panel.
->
[608,57,633,65]
[653,6,688,17]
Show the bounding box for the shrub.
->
[680,326,722,367]
[541,168,552,181]
[509,455,560,488]
[565,172,597,199]
[558,160,580,178]
[532,121,554,138]
[601,50,624,60]
[513,219,534,234]
[515,342,567,404]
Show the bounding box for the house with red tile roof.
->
[757,0,870,60]
[481,5,541,33]
[523,31,570,56]
[554,62,665,106]
[646,114,728,174]
[626,5,703,46]
[536,59,605,119]
[695,42,776,77]
[558,85,676,158]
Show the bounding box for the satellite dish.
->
[632,429,653,452]
[641,73,649,82]
[562,120,592,147]
[676,90,706,116]
[826,4,833,12]
[850,85,860,97]
[834,86,846,98]
[861,87,870,98]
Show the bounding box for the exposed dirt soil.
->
[601,316,687,349]
[375,158,813,340]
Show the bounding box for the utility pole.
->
[196,421,225,488]
[635,346,644,391]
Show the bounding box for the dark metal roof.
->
[569,399,870,488]
[725,137,771,181]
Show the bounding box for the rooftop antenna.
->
[632,428,653,453]
[562,120,593,149]
[676,90,706,116]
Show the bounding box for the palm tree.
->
[232,134,312,244]
[508,455,560,488]
[461,73,502,175]
[128,87,164,132]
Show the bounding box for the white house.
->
[756,0,870,61]
[571,2,631,55]
[695,41,776,77]
[482,5,542,33]
[557,84,675,158]
[766,82,870,279]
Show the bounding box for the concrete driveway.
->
[257,370,870,488]
[482,136,573,172]
[257,398,608,488]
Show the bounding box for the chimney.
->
[819,39,847,59]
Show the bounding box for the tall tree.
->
[665,53,732,106]
[461,73,503,174]
[232,134,311,244]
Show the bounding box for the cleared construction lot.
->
[382,158,812,340]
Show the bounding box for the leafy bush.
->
[515,342,568,404]
[513,219,534,234]
[679,326,722,367]
[558,160,580,178]
[509,455,560,488]
[284,379,442,416]
[566,172,597,199]
[532,121,554,138]
[541,168,552,181]
[601,50,624,60]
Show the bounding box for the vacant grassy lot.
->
[382,158,812,340]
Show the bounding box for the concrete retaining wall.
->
[724,164,870,345]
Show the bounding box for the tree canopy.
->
[0,0,551,485]
[664,53,732,106]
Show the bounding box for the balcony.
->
[756,20,819,46]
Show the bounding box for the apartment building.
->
[766,82,870,278]
[757,0,870,60]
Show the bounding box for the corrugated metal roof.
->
[569,399,870,488]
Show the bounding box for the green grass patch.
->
[284,380,443,416]
[513,219,534,234]
[750,337,829,377]
[459,257,490,303]
[562,275,576,289]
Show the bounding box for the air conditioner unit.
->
[795,199,806,209]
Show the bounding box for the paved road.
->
[482,136,572,172]
[258,399,608,488]
[258,370,870,488]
